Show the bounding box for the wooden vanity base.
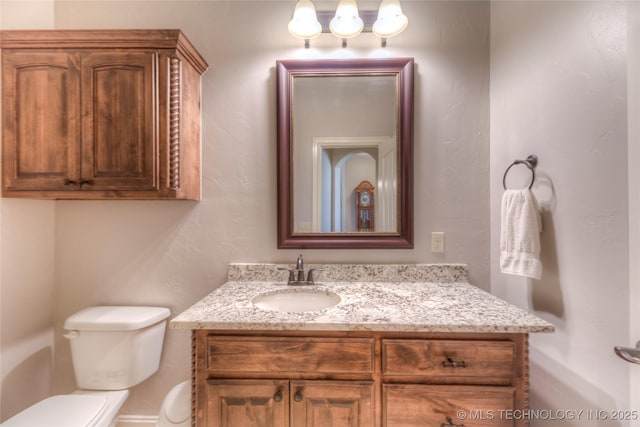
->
[192,329,529,427]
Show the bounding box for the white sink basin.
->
[252,288,341,313]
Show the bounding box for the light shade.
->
[372,0,408,38]
[329,0,364,39]
[288,0,322,40]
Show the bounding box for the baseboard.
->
[116,414,158,427]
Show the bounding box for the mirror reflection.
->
[292,75,398,233]
[276,58,414,249]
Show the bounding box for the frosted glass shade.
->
[372,0,408,38]
[329,0,364,39]
[288,0,322,39]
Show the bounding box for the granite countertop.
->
[170,263,554,334]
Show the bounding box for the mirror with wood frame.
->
[276,57,414,249]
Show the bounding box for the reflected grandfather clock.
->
[355,180,375,232]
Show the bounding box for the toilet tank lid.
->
[64,306,171,331]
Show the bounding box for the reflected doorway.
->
[312,136,396,233]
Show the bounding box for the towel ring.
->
[503,155,538,190]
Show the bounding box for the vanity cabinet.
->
[1,30,208,200]
[193,331,528,427]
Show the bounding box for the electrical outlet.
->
[431,232,445,253]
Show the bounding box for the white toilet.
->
[2,306,179,427]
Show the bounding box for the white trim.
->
[311,136,396,232]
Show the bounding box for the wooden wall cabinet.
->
[194,331,529,427]
[1,30,208,200]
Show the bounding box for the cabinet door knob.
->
[441,416,465,427]
[442,357,466,368]
[273,390,283,402]
[293,390,304,402]
[63,178,76,185]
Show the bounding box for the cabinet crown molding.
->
[0,29,208,74]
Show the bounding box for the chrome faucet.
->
[296,254,305,282]
[279,254,322,286]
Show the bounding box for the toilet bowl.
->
[157,380,191,427]
[1,306,170,427]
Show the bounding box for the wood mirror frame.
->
[276,57,413,249]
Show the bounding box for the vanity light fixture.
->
[288,0,323,48]
[329,0,364,46]
[288,0,408,48]
[372,0,408,43]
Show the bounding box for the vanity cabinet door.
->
[290,381,375,427]
[205,379,289,427]
[383,384,515,427]
[204,379,373,427]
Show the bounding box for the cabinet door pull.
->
[442,357,466,368]
[78,178,92,186]
[441,416,465,427]
[63,178,76,185]
[293,390,304,402]
[273,390,283,402]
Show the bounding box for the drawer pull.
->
[273,390,283,402]
[441,416,465,427]
[293,390,304,402]
[442,357,466,368]
[63,178,76,186]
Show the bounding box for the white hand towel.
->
[500,189,542,280]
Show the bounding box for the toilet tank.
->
[64,306,171,390]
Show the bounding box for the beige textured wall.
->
[628,1,640,415]
[0,1,57,422]
[490,1,631,421]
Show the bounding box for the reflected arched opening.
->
[321,150,377,232]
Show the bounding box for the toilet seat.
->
[2,394,107,427]
[2,389,129,427]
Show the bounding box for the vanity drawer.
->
[383,384,516,426]
[382,339,515,385]
[206,336,375,375]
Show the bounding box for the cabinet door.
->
[290,381,375,427]
[206,379,289,427]
[383,385,515,427]
[80,51,158,191]
[2,51,81,191]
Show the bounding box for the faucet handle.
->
[306,268,326,284]
[277,267,295,284]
